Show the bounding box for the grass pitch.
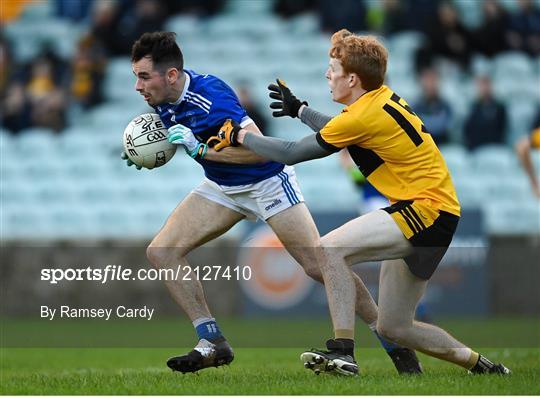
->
[1,317,539,395]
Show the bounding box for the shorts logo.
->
[265,199,282,211]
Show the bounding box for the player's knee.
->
[146,240,189,269]
[146,243,164,269]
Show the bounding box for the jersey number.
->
[383,93,424,147]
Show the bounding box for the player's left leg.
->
[315,210,413,342]
[377,258,510,374]
[297,209,416,375]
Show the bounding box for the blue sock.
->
[373,330,401,353]
[193,317,224,343]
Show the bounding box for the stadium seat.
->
[104,57,141,102]
[5,16,78,60]
[506,99,539,143]
[87,102,148,132]
[481,173,532,201]
[472,144,518,176]
[494,52,535,79]
[226,0,274,15]
[470,54,494,76]
[439,144,469,177]
[164,15,202,40]
[485,200,540,235]
[453,176,483,208]
[453,0,483,28]
[288,13,320,35]
[387,31,426,57]
[13,127,58,157]
[498,0,520,12]
[206,14,283,38]
[43,203,93,238]
[1,179,35,206]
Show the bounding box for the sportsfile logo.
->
[265,199,282,211]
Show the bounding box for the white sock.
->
[192,317,215,328]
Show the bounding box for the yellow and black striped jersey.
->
[317,85,460,216]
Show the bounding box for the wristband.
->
[190,143,208,159]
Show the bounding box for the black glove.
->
[268,79,308,118]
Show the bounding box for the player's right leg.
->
[146,192,245,373]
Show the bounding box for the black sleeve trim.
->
[316,132,341,153]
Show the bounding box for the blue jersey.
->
[154,69,284,185]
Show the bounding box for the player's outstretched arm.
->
[269,79,332,132]
[238,131,332,166]
[299,106,333,133]
[204,121,268,164]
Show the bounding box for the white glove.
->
[167,124,206,158]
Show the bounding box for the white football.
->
[123,113,176,169]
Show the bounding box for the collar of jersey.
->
[169,70,191,105]
[348,85,387,110]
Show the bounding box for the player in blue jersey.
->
[122,31,421,374]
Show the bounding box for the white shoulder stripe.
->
[187,91,212,106]
[186,98,210,113]
[185,93,211,111]
[186,97,210,110]
[186,91,212,106]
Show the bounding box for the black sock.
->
[335,338,355,358]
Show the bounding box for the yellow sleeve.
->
[531,128,540,149]
[317,112,365,151]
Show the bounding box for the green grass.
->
[1,317,539,394]
[1,347,539,395]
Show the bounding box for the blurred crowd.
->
[1,0,540,150]
[276,0,540,60]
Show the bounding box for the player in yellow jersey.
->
[515,115,540,198]
[207,29,510,376]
